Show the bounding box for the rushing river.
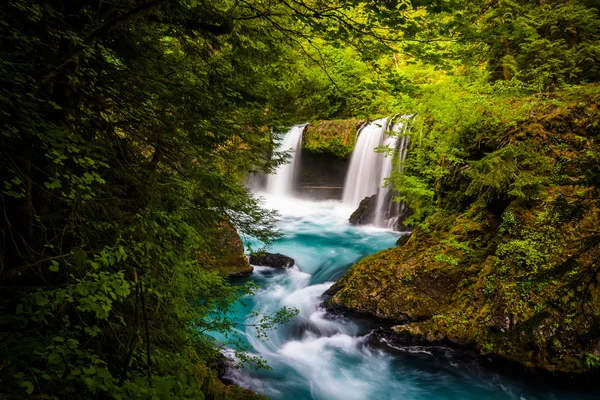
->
[218,194,596,400]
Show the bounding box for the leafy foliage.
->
[0,0,390,397]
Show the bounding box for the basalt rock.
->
[395,233,411,247]
[349,191,413,231]
[249,252,295,269]
[349,194,378,225]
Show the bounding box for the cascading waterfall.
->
[341,117,389,207]
[342,115,412,230]
[265,124,306,197]
[229,118,593,400]
[373,118,411,229]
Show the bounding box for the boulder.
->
[349,192,413,231]
[349,194,378,225]
[249,252,295,269]
[208,222,253,277]
[395,233,411,247]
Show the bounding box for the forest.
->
[1,0,600,399]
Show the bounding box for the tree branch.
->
[42,0,171,82]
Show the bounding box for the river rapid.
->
[218,194,596,400]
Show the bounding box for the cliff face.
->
[303,119,365,159]
[327,90,600,373]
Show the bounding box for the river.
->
[216,194,595,400]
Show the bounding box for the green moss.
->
[303,119,365,159]
[207,222,253,277]
[195,363,267,400]
[331,88,600,374]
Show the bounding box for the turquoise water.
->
[221,195,596,400]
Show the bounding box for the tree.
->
[0,0,393,397]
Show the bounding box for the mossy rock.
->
[303,119,365,159]
[207,222,253,277]
[330,91,600,374]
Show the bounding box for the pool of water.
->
[216,194,597,400]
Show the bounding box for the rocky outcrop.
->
[208,222,253,277]
[395,233,410,247]
[303,119,365,159]
[348,194,378,225]
[326,240,460,323]
[328,208,600,373]
[348,191,413,231]
[249,252,295,269]
[328,94,600,374]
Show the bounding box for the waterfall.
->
[341,118,389,207]
[342,115,412,230]
[265,124,306,197]
[373,119,411,229]
[372,135,398,228]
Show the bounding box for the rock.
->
[208,222,253,277]
[396,233,411,247]
[349,191,413,230]
[394,204,414,232]
[249,252,295,269]
[322,281,342,296]
[349,194,378,225]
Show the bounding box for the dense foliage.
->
[1,0,600,397]
[0,0,397,398]
[331,85,600,372]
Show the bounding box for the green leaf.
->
[44,179,62,190]
[49,260,59,272]
[20,381,34,395]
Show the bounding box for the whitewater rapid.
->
[215,194,592,400]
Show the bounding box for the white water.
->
[216,191,592,400]
[373,118,411,229]
[342,116,412,229]
[223,194,403,399]
[341,118,389,208]
[265,125,306,197]
[372,134,399,228]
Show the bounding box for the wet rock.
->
[322,282,341,297]
[394,205,414,232]
[349,191,413,231]
[349,194,378,225]
[249,252,295,269]
[368,325,470,350]
[396,233,411,247]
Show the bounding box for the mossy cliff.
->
[303,119,365,159]
[327,87,600,374]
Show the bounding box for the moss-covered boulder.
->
[303,119,365,159]
[327,91,600,374]
[207,222,253,277]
